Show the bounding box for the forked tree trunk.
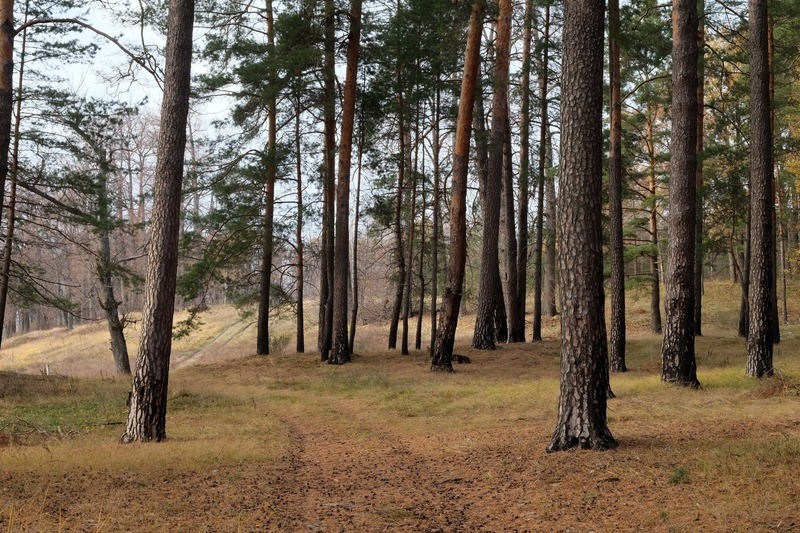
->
[122,0,194,443]
[746,0,773,378]
[472,0,511,350]
[532,3,550,342]
[547,0,616,452]
[661,0,700,388]
[608,0,626,372]
[329,0,362,365]
[430,1,483,371]
[256,0,277,356]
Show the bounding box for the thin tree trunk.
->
[517,0,533,337]
[503,114,522,342]
[122,0,194,443]
[647,116,663,333]
[547,0,616,452]
[401,126,416,356]
[543,143,557,317]
[661,0,700,388]
[608,0,626,372]
[0,10,24,350]
[532,3,550,342]
[256,0,277,356]
[768,12,779,345]
[348,115,364,355]
[318,0,336,360]
[693,0,705,336]
[329,0,362,365]
[295,98,305,353]
[388,97,407,350]
[746,0,773,377]
[739,203,751,337]
[430,82,441,353]
[473,0,511,350]
[415,128,426,351]
[431,1,483,371]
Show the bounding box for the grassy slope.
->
[1,280,799,530]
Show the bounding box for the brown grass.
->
[1,280,799,530]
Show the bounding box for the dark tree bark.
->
[256,0,277,356]
[516,0,533,337]
[0,0,12,228]
[472,0,511,350]
[503,115,523,342]
[661,0,700,388]
[430,1,483,372]
[746,0,773,378]
[329,0,362,365]
[318,0,336,360]
[415,148,426,351]
[693,0,705,336]
[430,83,441,353]
[547,0,616,452]
[295,97,305,353]
[532,3,550,342]
[121,0,194,443]
[647,115,663,334]
[388,97,407,350]
[767,14,780,345]
[608,0,626,373]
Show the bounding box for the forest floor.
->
[1,281,800,531]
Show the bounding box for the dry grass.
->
[1,280,800,530]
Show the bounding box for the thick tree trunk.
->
[768,14,780,345]
[608,0,626,373]
[430,1,483,372]
[516,0,533,337]
[256,0,277,356]
[472,0,511,350]
[295,99,305,353]
[693,0,705,336]
[122,0,194,443]
[532,3,550,342]
[318,0,336,360]
[547,0,616,452]
[746,0,773,378]
[0,0,13,233]
[661,0,699,388]
[329,0,362,365]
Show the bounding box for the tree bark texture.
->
[318,0,336,360]
[693,0,705,336]
[532,3,550,342]
[608,0,626,372]
[122,0,194,443]
[503,115,523,341]
[295,99,305,353]
[472,0,511,350]
[516,0,533,337]
[547,0,616,452]
[746,0,773,378]
[256,0,277,356]
[329,0,362,365]
[0,0,13,232]
[661,0,699,388]
[430,1,483,372]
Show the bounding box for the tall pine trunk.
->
[693,0,705,336]
[608,0,626,372]
[647,116,663,333]
[329,0,362,365]
[661,0,699,388]
[516,0,533,337]
[295,97,305,353]
[256,0,277,356]
[430,83,441,352]
[472,0,511,350]
[431,1,484,371]
[349,118,364,355]
[532,3,550,342]
[122,0,194,442]
[503,115,523,342]
[746,0,773,377]
[547,0,616,452]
